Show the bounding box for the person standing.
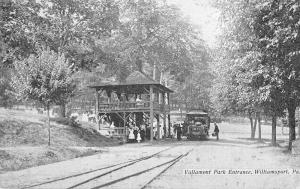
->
[146,127,150,140]
[214,122,219,140]
[137,131,141,143]
[140,128,145,141]
[128,127,135,143]
[133,125,138,141]
[176,124,182,141]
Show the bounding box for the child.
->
[137,131,141,143]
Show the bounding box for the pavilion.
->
[88,71,173,141]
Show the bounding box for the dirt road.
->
[0,123,300,189]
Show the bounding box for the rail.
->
[98,101,170,112]
[21,147,175,189]
[110,127,125,137]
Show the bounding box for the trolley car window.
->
[187,116,207,125]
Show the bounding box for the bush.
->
[50,117,80,127]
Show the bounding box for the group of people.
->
[127,122,220,142]
[127,125,146,143]
[174,122,220,140]
[175,123,183,141]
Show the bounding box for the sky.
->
[169,0,221,48]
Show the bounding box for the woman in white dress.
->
[128,128,135,143]
[137,131,141,143]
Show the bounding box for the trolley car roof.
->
[186,111,208,115]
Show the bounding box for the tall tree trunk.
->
[249,117,253,138]
[271,115,277,146]
[153,63,158,81]
[249,112,254,139]
[281,121,284,135]
[257,112,261,141]
[47,105,51,146]
[288,103,296,150]
[299,116,300,138]
[251,112,257,139]
[59,103,66,118]
[253,116,257,138]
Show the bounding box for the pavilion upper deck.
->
[98,101,170,113]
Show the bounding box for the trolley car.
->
[183,110,210,139]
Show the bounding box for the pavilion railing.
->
[98,101,170,112]
[110,127,126,137]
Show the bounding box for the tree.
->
[212,0,265,139]
[171,59,213,111]
[0,0,43,65]
[11,47,73,146]
[259,86,285,145]
[0,0,49,107]
[253,0,300,149]
[213,0,299,148]
[32,0,120,116]
[0,66,15,108]
[0,0,120,116]
[37,0,120,70]
[98,0,211,111]
[98,0,207,82]
[2,0,211,119]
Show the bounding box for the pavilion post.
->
[162,92,166,139]
[157,113,160,139]
[150,85,154,141]
[167,92,171,137]
[123,112,127,141]
[95,89,100,130]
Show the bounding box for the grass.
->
[0,146,103,173]
[0,108,122,173]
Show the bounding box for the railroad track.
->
[21,146,190,189]
[89,150,192,189]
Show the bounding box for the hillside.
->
[0,108,121,173]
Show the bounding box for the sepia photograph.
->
[0,0,300,188]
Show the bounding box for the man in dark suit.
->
[177,124,182,141]
[214,122,219,140]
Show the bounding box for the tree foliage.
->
[11,47,73,145]
[254,0,300,148]
[212,0,263,115]
[1,0,212,114]
[11,47,73,107]
[96,0,209,83]
[212,0,300,147]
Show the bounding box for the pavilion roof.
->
[125,71,159,85]
[88,71,173,93]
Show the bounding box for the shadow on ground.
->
[132,137,291,151]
